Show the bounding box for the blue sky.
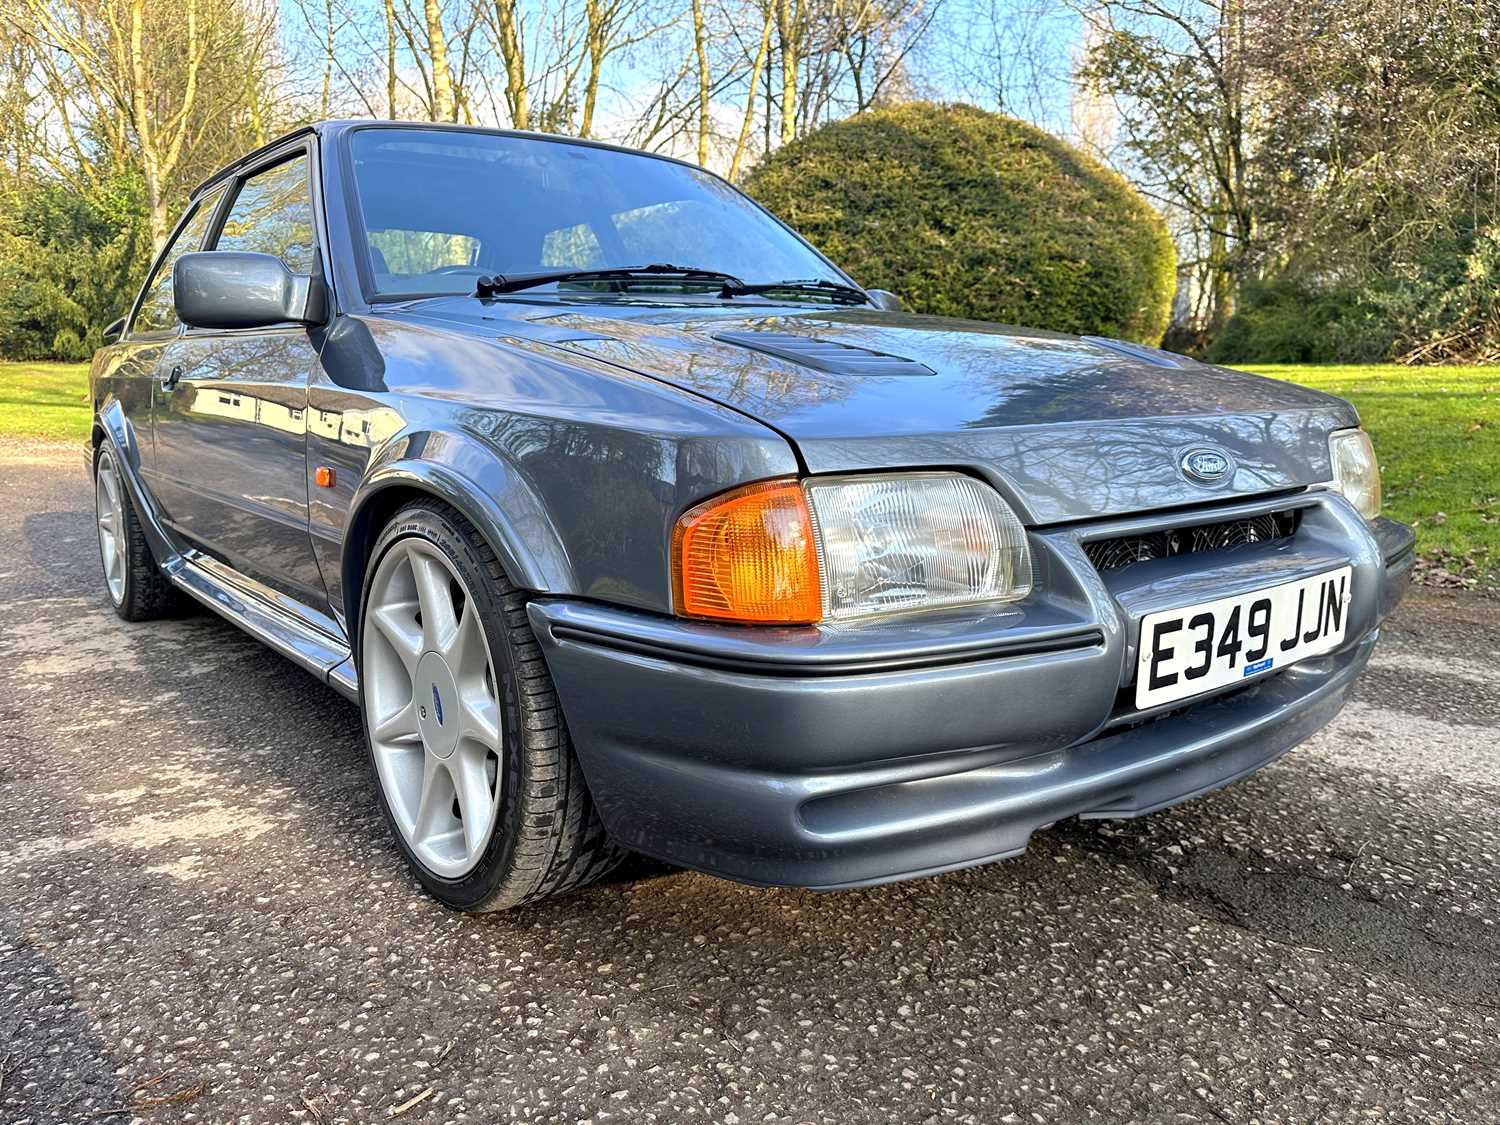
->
[277,0,1086,149]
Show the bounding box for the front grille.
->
[1084,509,1300,573]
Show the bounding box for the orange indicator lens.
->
[672,479,822,624]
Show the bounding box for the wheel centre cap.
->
[415,651,461,759]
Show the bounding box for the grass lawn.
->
[1,359,1495,581]
[0,360,91,443]
[1240,364,1499,583]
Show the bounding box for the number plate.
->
[1134,567,1353,710]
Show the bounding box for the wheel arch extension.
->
[93,397,140,470]
[340,433,577,644]
[90,400,183,569]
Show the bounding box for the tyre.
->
[358,499,626,911]
[94,444,181,622]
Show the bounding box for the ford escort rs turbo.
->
[87,122,1413,910]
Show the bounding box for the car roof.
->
[190,120,708,200]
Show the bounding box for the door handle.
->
[162,365,183,390]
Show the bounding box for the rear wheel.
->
[359,500,625,911]
[94,445,180,621]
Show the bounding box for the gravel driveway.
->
[1,444,1496,1124]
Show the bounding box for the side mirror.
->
[174,251,325,330]
[102,316,125,345]
[866,288,904,312]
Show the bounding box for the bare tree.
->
[691,0,711,162]
[729,6,774,178]
[385,0,400,115]
[834,0,940,113]
[424,0,458,119]
[1077,0,1254,341]
[774,0,804,142]
[577,0,676,136]
[9,0,278,247]
[488,0,530,127]
[932,0,1069,126]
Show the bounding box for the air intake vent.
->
[1080,336,1188,368]
[1085,510,1300,573]
[713,331,935,376]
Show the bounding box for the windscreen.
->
[347,128,841,299]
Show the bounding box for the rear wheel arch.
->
[93,398,145,474]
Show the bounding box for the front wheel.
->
[358,500,625,911]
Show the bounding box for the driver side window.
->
[213,155,318,273]
[132,188,224,335]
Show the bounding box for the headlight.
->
[672,472,1032,624]
[1329,428,1381,521]
[806,473,1033,620]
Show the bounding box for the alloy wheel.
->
[363,537,504,879]
[95,450,127,606]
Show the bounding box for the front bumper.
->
[530,491,1414,889]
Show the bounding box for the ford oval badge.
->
[431,683,445,726]
[1181,447,1233,483]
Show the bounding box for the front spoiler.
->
[530,587,1383,888]
[532,488,1413,889]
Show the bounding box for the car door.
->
[150,146,331,613]
[105,188,225,490]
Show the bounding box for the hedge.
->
[744,102,1176,344]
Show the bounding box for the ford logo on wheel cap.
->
[431,683,445,726]
[1181,447,1234,483]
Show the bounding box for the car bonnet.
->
[397,300,1358,525]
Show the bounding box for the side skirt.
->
[170,561,361,702]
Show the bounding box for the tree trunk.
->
[580,0,605,138]
[764,32,773,155]
[494,0,528,129]
[384,0,398,116]
[847,41,865,111]
[730,9,773,181]
[775,0,797,144]
[146,185,169,253]
[127,0,169,249]
[1206,219,1235,338]
[424,0,456,121]
[320,0,334,116]
[247,72,266,145]
[692,0,710,165]
[580,49,601,137]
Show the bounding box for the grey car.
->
[87,121,1414,912]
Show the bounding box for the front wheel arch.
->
[356,496,626,909]
[341,459,573,654]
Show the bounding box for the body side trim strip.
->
[540,614,1106,678]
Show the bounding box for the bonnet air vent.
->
[713,331,935,376]
[1080,336,1187,369]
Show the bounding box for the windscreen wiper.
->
[718,278,869,305]
[475,263,743,298]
